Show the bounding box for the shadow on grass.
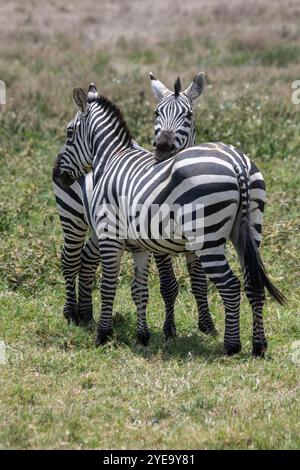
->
[132,331,224,362]
[110,311,253,363]
[41,310,256,362]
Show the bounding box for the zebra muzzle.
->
[155,130,176,161]
[52,166,75,188]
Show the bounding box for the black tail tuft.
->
[239,218,287,305]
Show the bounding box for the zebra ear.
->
[184,72,206,101]
[73,87,87,113]
[87,83,99,101]
[150,72,170,102]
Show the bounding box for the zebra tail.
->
[235,163,287,305]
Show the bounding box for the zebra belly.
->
[93,194,238,255]
[125,237,187,255]
[92,145,242,255]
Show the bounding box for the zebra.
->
[150,73,266,248]
[150,72,276,349]
[53,80,217,337]
[52,83,285,356]
[150,72,206,161]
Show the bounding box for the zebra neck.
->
[90,106,132,183]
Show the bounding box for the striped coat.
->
[53,85,285,356]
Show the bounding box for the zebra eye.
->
[186,111,193,119]
[66,129,74,138]
[154,110,159,117]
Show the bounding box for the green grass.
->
[0,5,300,449]
[225,44,300,67]
[129,49,156,65]
[0,275,299,449]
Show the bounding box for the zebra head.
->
[150,72,205,161]
[52,84,98,187]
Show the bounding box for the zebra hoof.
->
[95,329,113,347]
[252,341,268,357]
[223,343,242,356]
[199,323,218,336]
[63,304,78,324]
[137,330,150,346]
[77,305,94,326]
[164,325,177,341]
[77,311,95,327]
[80,318,96,329]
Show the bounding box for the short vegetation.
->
[0,0,299,449]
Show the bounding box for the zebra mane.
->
[88,95,132,143]
[174,77,182,97]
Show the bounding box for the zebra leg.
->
[95,242,124,346]
[154,254,178,340]
[231,228,267,357]
[230,198,267,357]
[131,251,151,346]
[233,244,267,357]
[244,271,267,357]
[248,171,267,356]
[248,235,268,356]
[197,252,241,355]
[77,233,100,325]
[185,253,217,335]
[61,232,87,324]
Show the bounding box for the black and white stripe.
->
[53,84,285,356]
[150,72,205,160]
[53,173,99,323]
[53,85,215,336]
[150,73,280,351]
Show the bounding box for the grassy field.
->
[0,0,300,450]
